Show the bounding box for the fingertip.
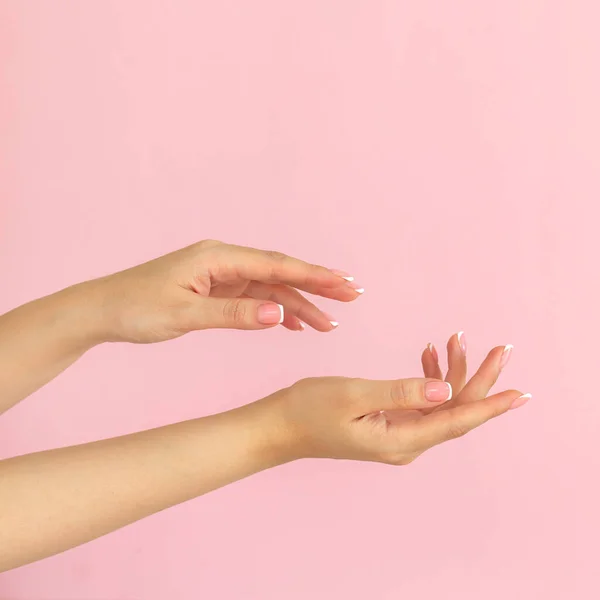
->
[457,331,467,355]
[483,389,527,416]
[330,269,354,281]
[282,317,305,332]
[346,281,365,295]
[304,313,339,333]
[323,312,339,330]
[447,332,466,356]
[510,393,532,410]
[321,270,365,300]
[427,342,439,363]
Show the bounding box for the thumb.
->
[191,297,284,331]
[356,378,453,413]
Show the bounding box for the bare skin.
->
[0,241,529,572]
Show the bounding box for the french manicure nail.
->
[324,312,339,328]
[427,343,439,363]
[257,303,284,325]
[425,381,453,402]
[457,331,467,355]
[297,321,305,331]
[500,344,514,369]
[510,393,531,410]
[331,269,354,282]
[347,280,365,294]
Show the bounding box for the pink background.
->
[1,1,599,598]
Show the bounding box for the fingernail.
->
[500,344,514,369]
[331,269,354,282]
[257,303,284,325]
[425,381,453,402]
[347,280,365,294]
[510,393,531,410]
[324,312,339,328]
[427,343,439,362]
[457,331,467,355]
[297,321,305,331]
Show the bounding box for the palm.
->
[386,334,480,424]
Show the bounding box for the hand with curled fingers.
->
[264,334,530,465]
[87,239,363,344]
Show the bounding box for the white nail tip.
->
[503,344,514,353]
[518,393,532,400]
[342,276,354,282]
[277,304,284,324]
[329,321,339,328]
[354,288,365,294]
[446,382,453,400]
[298,322,305,331]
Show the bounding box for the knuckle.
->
[389,380,412,409]
[263,250,288,280]
[265,250,287,262]
[326,376,355,402]
[197,239,223,250]
[294,376,318,390]
[491,403,508,419]
[222,299,247,326]
[344,377,366,400]
[446,422,469,440]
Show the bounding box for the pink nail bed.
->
[257,303,284,325]
[510,393,531,410]
[425,381,453,402]
[500,344,514,369]
[457,331,467,355]
[427,343,439,363]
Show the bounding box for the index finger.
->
[220,244,361,300]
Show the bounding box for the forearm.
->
[0,283,103,414]
[0,396,288,572]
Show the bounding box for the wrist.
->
[231,393,298,470]
[54,280,112,350]
[247,387,305,467]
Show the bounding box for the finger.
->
[245,281,337,332]
[355,378,453,414]
[283,316,305,331]
[453,344,513,406]
[410,389,530,449]
[190,297,284,331]
[421,343,443,380]
[215,245,364,301]
[445,332,468,396]
[241,293,305,331]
